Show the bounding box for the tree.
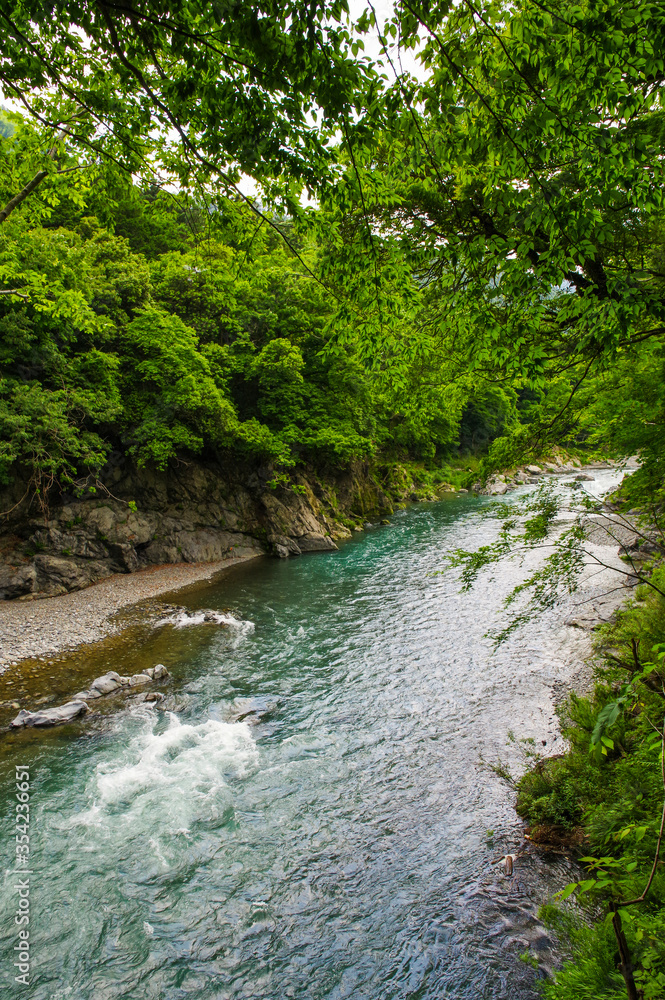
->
[0,1,377,217]
[324,1,665,461]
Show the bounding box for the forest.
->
[1,1,665,997]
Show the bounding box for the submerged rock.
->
[574,473,595,481]
[11,700,88,728]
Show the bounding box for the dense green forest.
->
[1,1,665,997]
[0,126,501,499]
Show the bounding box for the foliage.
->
[515,585,665,999]
[0,119,502,502]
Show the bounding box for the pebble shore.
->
[0,555,260,668]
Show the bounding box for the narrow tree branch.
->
[0,170,48,224]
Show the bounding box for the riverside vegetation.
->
[1,1,665,996]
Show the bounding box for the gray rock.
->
[525,465,542,474]
[84,506,116,534]
[526,477,540,485]
[108,541,139,572]
[297,532,337,551]
[129,673,151,688]
[488,482,508,495]
[0,563,36,600]
[152,664,169,680]
[11,700,88,728]
[574,473,595,481]
[91,671,122,695]
[268,534,301,557]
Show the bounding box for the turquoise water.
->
[1,486,619,999]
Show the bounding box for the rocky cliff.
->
[0,457,402,600]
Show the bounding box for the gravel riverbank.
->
[0,554,261,668]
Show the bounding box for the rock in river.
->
[129,673,152,688]
[11,700,88,728]
[90,671,123,695]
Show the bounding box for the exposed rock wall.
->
[0,457,398,600]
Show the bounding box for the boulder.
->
[296,532,337,552]
[525,465,542,474]
[108,541,139,572]
[11,700,88,728]
[0,563,36,600]
[488,482,508,495]
[129,673,151,688]
[90,671,122,695]
[84,505,116,534]
[33,554,96,594]
[543,463,559,472]
[268,534,301,557]
[152,664,169,680]
[574,473,595,481]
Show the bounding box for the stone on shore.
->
[525,465,542,474]
[11,700,88,728]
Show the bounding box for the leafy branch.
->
[445,485,665,646]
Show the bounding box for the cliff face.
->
[0,457,399,599]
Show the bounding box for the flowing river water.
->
[0,472,628,998]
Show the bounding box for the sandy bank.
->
[0,554,261,668]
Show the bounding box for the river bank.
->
[0,552,261,668]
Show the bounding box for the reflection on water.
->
[0,475,625,998]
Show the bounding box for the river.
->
[0,472,627,998]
